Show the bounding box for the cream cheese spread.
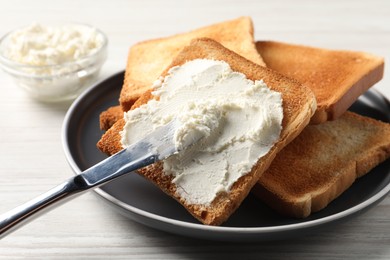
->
[0,23,107,102]
[3,23,104,69]
[121,59,283,205]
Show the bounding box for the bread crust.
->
[119,17,264,111]
[256,41,384,124]
[99,40,384,130]
[253,112,390,218]
[97,38,316,225]
[99,106,123,131]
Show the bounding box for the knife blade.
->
[0,118,195,239]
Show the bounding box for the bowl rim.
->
[0,22,108,78]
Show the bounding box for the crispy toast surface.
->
[99,105,123,131]
[100,40,384,130]
[120,17,264,111]
[256,41,384,124]
[253,111,390,218]
[97,38,316,225]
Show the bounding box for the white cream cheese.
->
[174,100,222,151]
[121,59,283,205]
[0,23,107,102]
[3,23,104,68]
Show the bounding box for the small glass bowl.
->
[0,23,108,102]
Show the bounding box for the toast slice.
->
[253,111,390,218]
[256,41,384,124]
[99,105,123,131]
[119,17,264,111]
[97,38,316,225]
[99,40,384,131]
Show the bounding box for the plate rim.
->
[61,71,390,237]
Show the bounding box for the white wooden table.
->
[1,0,390,258]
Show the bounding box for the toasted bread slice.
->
[99,41,384,130]
[99,105,123,131]
[97,38,316,225]
[256,41,384,124]
[119,17,264,111]
[253,111,390,218]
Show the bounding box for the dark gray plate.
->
[62,71,390,242]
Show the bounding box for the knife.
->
[0,119,194,239]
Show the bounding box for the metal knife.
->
[0,119,193,239]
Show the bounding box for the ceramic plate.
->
[62,71,390,241]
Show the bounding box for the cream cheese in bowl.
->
[0,23,108,102]
[120,59,284,206]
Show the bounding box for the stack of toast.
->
[97,17,389,225]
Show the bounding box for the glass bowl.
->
[0,23,108,102]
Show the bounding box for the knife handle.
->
[0,176,86,239]
[0,118,179,239]
[0,149,158,240]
